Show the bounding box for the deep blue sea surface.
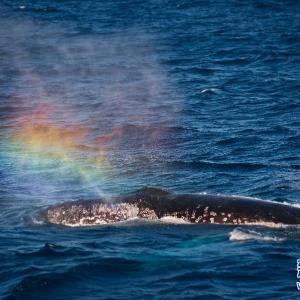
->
[0,0,300,299]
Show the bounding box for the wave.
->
[170,160,266,171]
[16,243,86,258]
[93,124,189,148]
[199,88,220,94]
[229,228,285,242]
[5,257,143,300]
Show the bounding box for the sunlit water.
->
[0,0,300,299]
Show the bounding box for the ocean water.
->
[0,0,300,299]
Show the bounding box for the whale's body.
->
[41,187,300,226]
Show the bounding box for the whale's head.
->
[40,199,139,226]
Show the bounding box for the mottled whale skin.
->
[41,187,300,226]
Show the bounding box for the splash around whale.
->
[39,187,300,227]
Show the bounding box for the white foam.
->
[200,88,219,94]
[31,217,45,225]
[230,195,300,209]
[228,194,263,201]
[159,216,191,224]
[216,220,298,228]
[229,228,285,242]
[58,216,192,227]
[202,193,300,209]
[242,221,290,228]
[283,201,300,208]
[60,217,137,227]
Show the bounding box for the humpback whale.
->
[40,187,300,226]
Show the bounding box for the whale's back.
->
[40,188,300,226]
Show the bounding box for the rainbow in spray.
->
[8,103,111,198]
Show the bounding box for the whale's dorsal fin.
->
[134,186,171,198]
